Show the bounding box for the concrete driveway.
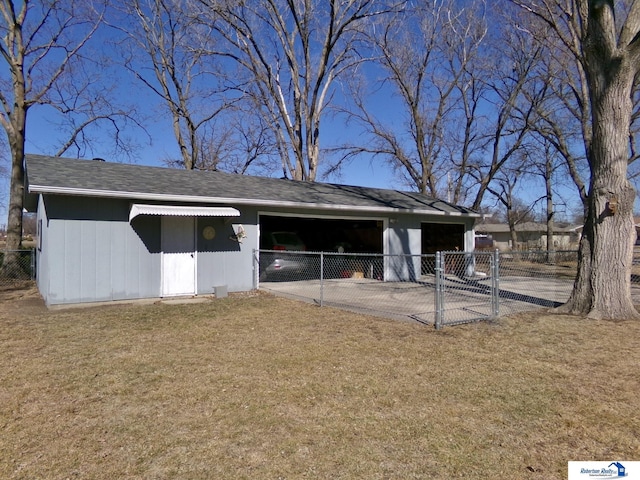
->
[260,275,640,326]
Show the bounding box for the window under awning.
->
[129,204,240,222]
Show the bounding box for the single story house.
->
[25,154,480,306]
[474,222,580,251]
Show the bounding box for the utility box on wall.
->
[214,285,228,298]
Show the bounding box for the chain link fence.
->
[0,249,36,291]
[433,250,582,327]
[496,250,579,317]
[256,250,437,323]
[255,249,640,328]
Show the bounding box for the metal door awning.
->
[129,204,240,222]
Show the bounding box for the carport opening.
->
[421,223,465,275]
[260,215,383,253]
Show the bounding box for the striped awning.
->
[129,204,240,222]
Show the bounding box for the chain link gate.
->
[256,249,590,329]
[434,251,499,329]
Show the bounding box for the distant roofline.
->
[474,222,579,232]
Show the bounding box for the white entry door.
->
[162,216,196,296]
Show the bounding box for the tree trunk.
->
[2,58,28,278]
[507,209,519,251]
[545,156,555,263]
[3,132,28,278]
[6,146,25,251]
[559,62,639,319]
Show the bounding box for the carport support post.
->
[434,252,443,329]
[320,252,324,307]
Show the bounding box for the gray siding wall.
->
[38,195,258,305]
[40,195,161,305]
[35,195,49,300]
[385,216,475,281]
[463,219,476,251]
[386,215,422,281]
[36,194,475,304]
[195,209,257,295]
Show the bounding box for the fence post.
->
[320,251,324,307]
[253,249,257,289]
[491,249,500,318]
[435,251,443,329]
[31,249,36,280]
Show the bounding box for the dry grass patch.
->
[1,291,639,479]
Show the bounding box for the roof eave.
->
[29,184,480,218]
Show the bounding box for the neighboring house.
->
[474,222,580,251]
[25,155,480,306]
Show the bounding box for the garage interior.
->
[260,215,383,253]
[421,223,465,253]
[260,217,465,255]
[421,223,465,275]
[259,216,467,279]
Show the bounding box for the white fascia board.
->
[29,184,480,218]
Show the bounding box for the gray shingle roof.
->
[25,154,478,217]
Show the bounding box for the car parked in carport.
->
[259,231,309,280]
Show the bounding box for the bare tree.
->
[518,14,591,211]
[212,109,280,175]
[196,0,402,181]
[524,7,640,214]
[513,0,640,319]
[337,0,488,196]
[485,152,544,250]
[337,1,545,212]
[540,143,559,253]
[45,57,146,159]
[112,0,239,170]
[164,108,280,175]
[467,15,547,211]
[522,137,571,258]
[0,0,139,274]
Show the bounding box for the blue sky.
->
[21,92,397,190]
[13,81,569,226]
[3,0,589,226]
